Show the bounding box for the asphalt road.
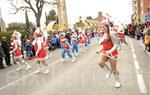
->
[0,37,149,95]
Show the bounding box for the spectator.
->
[135,27,141,40]
[0,41,6,69]
[24,39,34,59]
[131,24,136,38]
[128,24,132,37]
[1,37,11,66]
[51,35,57,49]
[143,28,150,52]
[65,31,71,44]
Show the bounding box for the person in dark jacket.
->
[0,41,6,69]
[65,31,71,45]
[1,37,11,66]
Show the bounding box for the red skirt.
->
[15,49,22,57]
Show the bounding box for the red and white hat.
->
[34,28,43,36]
[12,30,21,40]
[61,32,66,36]
[101,17,109,25]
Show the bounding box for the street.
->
[0,37,149,95]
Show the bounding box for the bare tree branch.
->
[10,1,31,14]
[24,0,37,14]
[9,0,52,27]
[36,0,40,13]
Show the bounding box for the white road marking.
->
[134,60,140,70]
[0,59,61,91]
[131,48,135,53]
[130,39,147,94]
[136,74,147,93]
[132,53,137,59]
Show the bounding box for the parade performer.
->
[10,31,31,71]
[83,33,88,52]
[42,29,49,52]
[117,25,128,46]
[32,28,49,74]
[97,20,121,88]
[71,31,79,57]
[78,29,86,52]
[97,28,103,41]
[85,30,91,46]
[60,32,75,63]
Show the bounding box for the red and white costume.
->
[42,30,49,49]
[78,32,85,44]
[10,31,31,71]
[100,32,118,59]
[10,31,22,59]
[60,37,70,50]
[11,40,22,58]
[117,26,125,40]
[32,37,47,61]
[33,28,49,74]
[35,28,49,49]
[71,33,78,45]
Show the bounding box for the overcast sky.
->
[0,0,132,27]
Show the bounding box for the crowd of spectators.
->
[125,21,150,52]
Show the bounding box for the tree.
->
[25,10,30,32]
[45,9,58,25]
[7,22,26,31]
[7,22,35,31]
[10,0,51,27]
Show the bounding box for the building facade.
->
[133,0,150,23]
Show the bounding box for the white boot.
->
[25,64,31,71]
[16,66,23,71]
[72,56,76,62]
[114,72,121,88]
[34,64,42,74]
[16,62,22,71]
[75,53,79,57]
[103,65,111,79]
[43,66,49,74]
[85,47,87,50]
[83,49,86,53]
[60,58,65,63]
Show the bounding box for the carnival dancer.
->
[97,28,103,41]
[60,32,75,63]
[78,29,86,52]
[10,31,31,71]
[83,33,88,52]
[71,31,79,57]
[117,25,128,46]
[32,28,49,74]
[97,20,121,88]
[85,30,91,46]
[42,29,49,51]
[40,28,53,58]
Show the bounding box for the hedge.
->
[0,30,29,41]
